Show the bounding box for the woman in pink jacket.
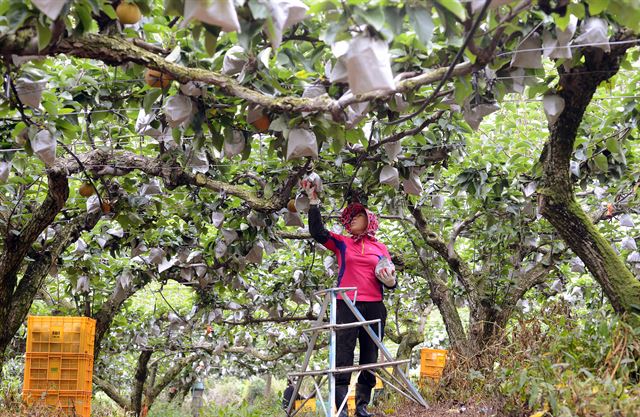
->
[302,180,397,417]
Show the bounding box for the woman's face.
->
[350,211,368,235]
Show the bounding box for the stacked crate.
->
[419,348,448,384]
[23,316,96,417]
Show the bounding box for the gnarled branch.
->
[0,30,474,119]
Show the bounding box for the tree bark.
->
[0,172,70,377]
[93,270,151,360]
[394,330,423,377]
[0,29,473,119]
[51,148,304,213]
[410,207,472,355]
[411,205,559,361]
[263,373,272,398]
[538,34,640,319]
[144,354,199,409]
[132,350,153,417]
[93,374,131,410]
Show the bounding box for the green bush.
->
[496,307,640,416]
[244,377,266,405]
[147,400,188,417]
[202,396,282,417]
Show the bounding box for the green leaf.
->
[102,4,117,20]
[605,138,619,155]
[453,76,472,105]
[436,0,466,21]
[408,6,435,47]
[384,6,404,36]
[355,6,385,31]
[164,0,183,15]
[608,0,640,32]
[553,11,572,31]
[204,31,218,56]
[75,2,94,33]
[307,0,336,14]
[568,2,586,18]
[42,100,58,117]
[143,89,162,113]
[248,0,270,19]
[331,127,346,153]
[594,153,608,172]
[346,128,365,145]
[36,20,52,51]
[211,129,224,152]
[11,122,27,138]
[586,0,610,14]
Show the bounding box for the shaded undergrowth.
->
[427,303,640,416]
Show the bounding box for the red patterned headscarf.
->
[340,203,379,241]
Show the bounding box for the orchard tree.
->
[1,0,640,386]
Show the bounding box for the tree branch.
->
[0,30,474,119]
[93,374,131,410]
[225,343,319,362]
[448,211,482,258]
[6,210,101,343]
[0,171,68,283]
[368,111,446,153]
[221,314,315,325]
[410,205,475,297]
[93,270,152,360]
[50,149,300,212]
[132,350,153,417]
[145,354,199,406]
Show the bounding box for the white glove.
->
[376,267,396,287]
[300,173,322,204]
[375,257,396,287]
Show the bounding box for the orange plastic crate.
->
[26,316,96,355]
[420,348,447,370]
[294,398,316,412]
[23,389,91,417]
[24,353,93,391]
[347,394,356,412]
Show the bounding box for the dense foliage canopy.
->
[1,0,640,415]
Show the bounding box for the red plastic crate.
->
[23,389,91,417]
[26,316,96,355]
[24,353,93,391]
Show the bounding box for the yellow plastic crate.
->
[26,316,96,355]
[294,398,316,412]
[24,353,93,391]
[374,366,393,388]
[23,389,91,417]
[421,364,445,376]
[420,348,447,368]
[347,394,356,412]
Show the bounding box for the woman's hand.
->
[376,265,396,287]
[300,176,320,204]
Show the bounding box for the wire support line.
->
[496,39,640,57]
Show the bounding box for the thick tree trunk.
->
[428,276,471,356]
[541,198,640,316]
[393,330,423,379]
[263,373,272,397]
[93,270,150,360]
[132,350,153,417]
[0,172,70,380]
[143,354,199,410]
[539,36,640,319]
